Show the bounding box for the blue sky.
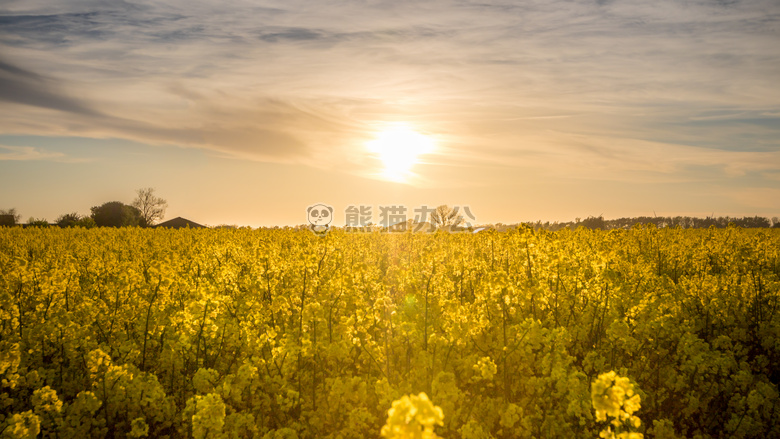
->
[1,0,779,226]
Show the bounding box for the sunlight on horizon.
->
[365,123,435,183]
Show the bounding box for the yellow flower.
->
[380,392,444,439]
[592,371,643,439]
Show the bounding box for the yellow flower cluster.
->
[32,386,62,414]
[591,371,643,439]
[473,357,497,381]
[380,392,444,439]
[2,411,40,439]
[2,225,778,438]
[188,393,226,439]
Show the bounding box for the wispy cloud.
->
[0,58,104,116]
[0,144,90,162]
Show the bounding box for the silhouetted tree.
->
[75,217,97,228]
[736,216,770,228]
[580,215,606,230]
[56,212,82,227]
[91,201,142,227]
[26,217,49,227]
[132,188,168,227]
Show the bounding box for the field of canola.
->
[1,226,778,438]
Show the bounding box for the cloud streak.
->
[0,58,104,116]
[0,144,88,162]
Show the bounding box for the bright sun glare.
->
[366,124,435,182]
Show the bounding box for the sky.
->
[1,0,779,227]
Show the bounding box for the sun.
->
[366,124,435,182]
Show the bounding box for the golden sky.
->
[1,0,779,226]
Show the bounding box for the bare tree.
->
[132,188,168,227]
[430,205,463,230]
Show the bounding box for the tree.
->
[0,208,21,226]
[132,188,167,227]
[75,217,97,228]
[26,217,49,227]
[91,201,142,227]
[430,205,463,231]
[56,212,96,228]
[56,212,82,227]
[581,215,606,230]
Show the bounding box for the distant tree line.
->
[2,199,778,231]
[503,215,780,231]
[0,188,167,228]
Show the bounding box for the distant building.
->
[154,217,206,229]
